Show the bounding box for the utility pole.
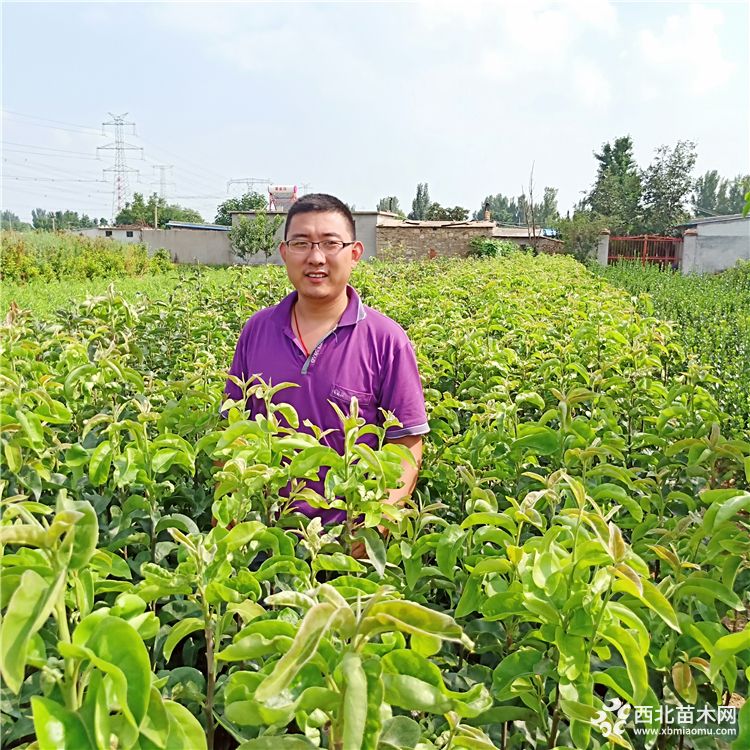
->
[151,165,173,228]
[152,164,174,200]
[99,113,143,221]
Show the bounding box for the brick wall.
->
[376,225,492,260]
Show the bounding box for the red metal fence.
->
[608,235,682,268]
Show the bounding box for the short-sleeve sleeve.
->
[377,339,430,439]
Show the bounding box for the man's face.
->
[280,210,363,303]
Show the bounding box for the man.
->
[224,193,429,529]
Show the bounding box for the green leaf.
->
[358,527,386,577]
[313,553,367,574]
[86,616,152,727]
[378,716,422,749]
[238,739,317,749]
[436,525,466,578]
[732,698,750,750]
[678,578,743,610]
[511,425,560,456]
[215,632,291,662]
[17,410,44,449]
[31,697,94,750]
[671,662,697,704]
[382,673,453,714]
[601,624,648,704]
[88,440,113,486]
[139,687,169,748]
[164,699,208,750]
[709,627,750,682]
[364,600,471,648]
[162,617,205,661]
[59,498,99,571]
[492,648,543,700]
[455,574,483,619]
[342,652,368,750]
[0,568,65,694]
[254,602,338,702]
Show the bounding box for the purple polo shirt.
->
[224,285,429,524]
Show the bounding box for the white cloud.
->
[417,0,618,89]
[572,58,612,108]
[637,4,735,95]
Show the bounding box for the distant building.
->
[76,225,143,243]
[676,214,749,274]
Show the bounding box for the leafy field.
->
[0,230,173,285]
[1,256,749,750]
[595,261,750,433]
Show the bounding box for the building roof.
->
[492,225,561,240]
[378,218,495,229]
[165,221,230,231]
[93,224,143,231]
[676,214,748,227]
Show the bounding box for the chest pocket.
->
[328,383,375,410]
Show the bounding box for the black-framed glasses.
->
[284,240,357,256]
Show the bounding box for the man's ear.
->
[279,241,287,262]
[351,241,365,262]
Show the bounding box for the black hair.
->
[284,193,356,239]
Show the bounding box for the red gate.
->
[608,235,682,268]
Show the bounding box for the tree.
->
[424,203,469,221]
[376,196,404,217]
[585,135,642,234]
[30,209,102,231]
[554,210,609,263]
[1,210,32,231]
[408,183,431,220]
[475,188,558,227]
[214,191,267,226]
[692,171,750,216]
[640,140,697,234]
[115,193,203,228]
[228,209,284,263]
[474,193,523,224]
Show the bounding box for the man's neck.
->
[294,289,349,327]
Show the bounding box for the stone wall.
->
[376,225,491,260]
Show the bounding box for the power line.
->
[3,147,102,161]
[1,109,102,133]
[3,175,109,183]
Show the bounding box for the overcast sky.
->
[2,0,748,225]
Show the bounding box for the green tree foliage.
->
[228,208,284,262]
[31,209,103,231]
[585,135,642,234]
[408,183,431,220]
[1,211,32,232]
[554,210,609,263]
[692,171,750,217]
[474,194,523,224]
[214,191,267,226]
[424,203,469,221]
[115,193,203,228]
[475,188,559,227]
[376,196,404,217]
[640,140,697,234]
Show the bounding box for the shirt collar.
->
[274,285,366,339]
